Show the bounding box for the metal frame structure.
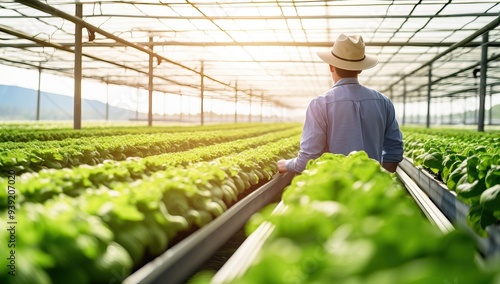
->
[0,1,499,129]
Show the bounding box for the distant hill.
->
[0,84,280,123]
[1,84,497,124]
[0,84,141,120]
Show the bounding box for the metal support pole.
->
[180,93,183,122]
[148,36,154,126]
[74,3,83,129]
[260,92,264,123]
[489,85,493,125]
[234,81,238,123]
[402,79,406,126]
[417,90,421,124]
[248,91,252,122]
[105,81,109,121]
[426,65,432,128]
[200,61,204,126]
[438,98,442,124]
[474,94,478,124]
[478,32,488,132]
[209,98,213,122]
[163,93,167,120]
[449,99,452,125]
[136,88,139,120]
[464,97,467,125]
[36,65,41,121]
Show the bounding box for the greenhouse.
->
[0,1,499,284]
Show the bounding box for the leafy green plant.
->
[403,128,500,236]
[234,151,498,284]
[0,125,301,283]
[0,127,301,208]
[0,124,297,175]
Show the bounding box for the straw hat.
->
[317,34,378,70]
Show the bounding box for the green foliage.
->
[0,123,297,175]
[0,126,302,208]
[480,184,500,213]
[0,124,302,283]
[403,128,500,235]
[234,152,498,283]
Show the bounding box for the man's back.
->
[278,33,403,174]
[321,77,396,163]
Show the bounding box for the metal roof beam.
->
[3,41,499,48]
[389,52,500,99]
[0,24,195,89]
[13,0,202,76]
[383,14,500,93]
[14,0,289,108]
[392,81,500,102]
[5,13,496,20]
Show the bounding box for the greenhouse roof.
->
[1,0,499,110]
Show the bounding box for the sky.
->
[0,63,286,120]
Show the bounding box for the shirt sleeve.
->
[286,97,327,173]
[382,100,404,163]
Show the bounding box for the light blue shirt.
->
[286,77,404,173]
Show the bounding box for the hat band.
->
[331,51,365,62]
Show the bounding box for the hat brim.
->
[317,50,378,70]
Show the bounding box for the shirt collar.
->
[333,77,359,87]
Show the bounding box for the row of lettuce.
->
[206,152,500,283]
[403,127,500,236]
[0,123,295,175]
[0,124,301,284]
[0,123,265,142]
[3,123,498,283]
[0,126,301,207]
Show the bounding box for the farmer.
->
[277,34,404,173]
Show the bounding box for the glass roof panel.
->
[0,0,498,112]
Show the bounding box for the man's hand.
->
[277,159,288,173]
[382,162,399,173]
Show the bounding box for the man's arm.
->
[278,98,328,173]
[381,100,404,172]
